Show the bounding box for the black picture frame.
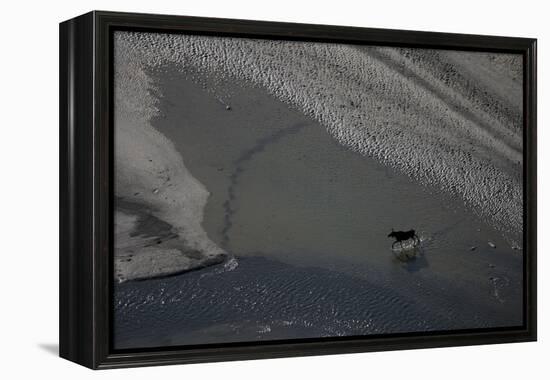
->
[59,10,537,369]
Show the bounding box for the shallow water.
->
[114,255,515,349]
[113,68,523,349]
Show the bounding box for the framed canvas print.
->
[59,11,537,369]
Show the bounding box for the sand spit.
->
[114,35,227,282]
[114,32,523,242]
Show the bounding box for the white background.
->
[0,0,547,378]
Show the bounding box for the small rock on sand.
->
[470,246,477,251]
[488,242,496,248]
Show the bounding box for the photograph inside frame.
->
[112,31,524,350]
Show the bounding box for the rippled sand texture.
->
[113,36,227,282]
[115,32,523,243]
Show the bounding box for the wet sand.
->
[113,32,523,241]
[113,42,227,282]
[113,68,522,349]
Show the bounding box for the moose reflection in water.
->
[387,229,426,269]
[386,228,434,274]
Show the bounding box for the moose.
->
[387,229,420,249]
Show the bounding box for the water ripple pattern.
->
[114,256,503,348]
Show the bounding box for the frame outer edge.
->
[93,10,113,368]
[59,16,71,363]
[527,39,537,340]
[58,10,538,369]
[59,11,96,369]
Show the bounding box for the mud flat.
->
[113,33,227,282]
[113,31,523,281]
[115,31,523,243]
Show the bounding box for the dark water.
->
[115,255,515,349]
[113,68,523,349]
